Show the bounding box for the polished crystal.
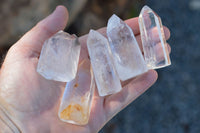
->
[87,30,122,96]
[107,14,148,81]
[58,59,95,125]
[139,5,171,69]
[37,31,81,82]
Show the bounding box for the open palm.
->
[0,6,170,133]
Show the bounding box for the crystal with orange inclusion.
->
[60,103,88,125]
[58,59,95,125]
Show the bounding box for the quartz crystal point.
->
[139,5,171,69]
[37,31,81,82]
[107,14,148,81]
[58,59,95,125]
[87,30,122,96]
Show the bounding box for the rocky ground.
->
[0,0,200,132]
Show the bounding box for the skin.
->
[0,6,171,133]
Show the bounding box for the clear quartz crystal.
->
[87,30,122,96]
[139,5,171,69]
[107,14,148,81]
[37,30,81,82]
[58,59,95,125]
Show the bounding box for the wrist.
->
[0,103,21,133]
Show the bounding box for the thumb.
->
[15,5,69,56]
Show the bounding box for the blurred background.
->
[0,0,200,132]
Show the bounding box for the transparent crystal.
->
[37,31,81,82]
[58,59,95,125]
[139,5,171,69]
[87,30,122,96]
[107,14,148,81]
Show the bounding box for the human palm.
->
[0,6,170,133]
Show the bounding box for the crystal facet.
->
[107,14,148,81]
[58,59,95,125]
[37,31,81,82]
[139,5,171,69]
[87,30,122,96]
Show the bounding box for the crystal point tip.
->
[140,5,154,17]
[88,29,99,38]
[89,29,95,34]
[107,14,122,30]
[108,14,120,23]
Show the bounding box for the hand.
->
[0,6,171,133]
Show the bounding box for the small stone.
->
[107,14,148,81]
[37,31,81,82]
[87,30,122,96]
[58,59,95,125]
[138,5,171,69]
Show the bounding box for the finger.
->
[104,70,158,120]
[151,42,171,63]
[79,17,139,47]
[98,19,170,40]
[136,26,170,46]
[99,26,170,49]
[136,26,171,52]
[121,43,170,87]
[125,17,140,35]
[149,26,171,41]
[78,18,138,48]
[79,17,170,58]
[97,17,140,36]
[15,6,68,57]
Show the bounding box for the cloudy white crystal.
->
[87,30,122,96]
[37,31,81,82]
[107,14,148,81]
